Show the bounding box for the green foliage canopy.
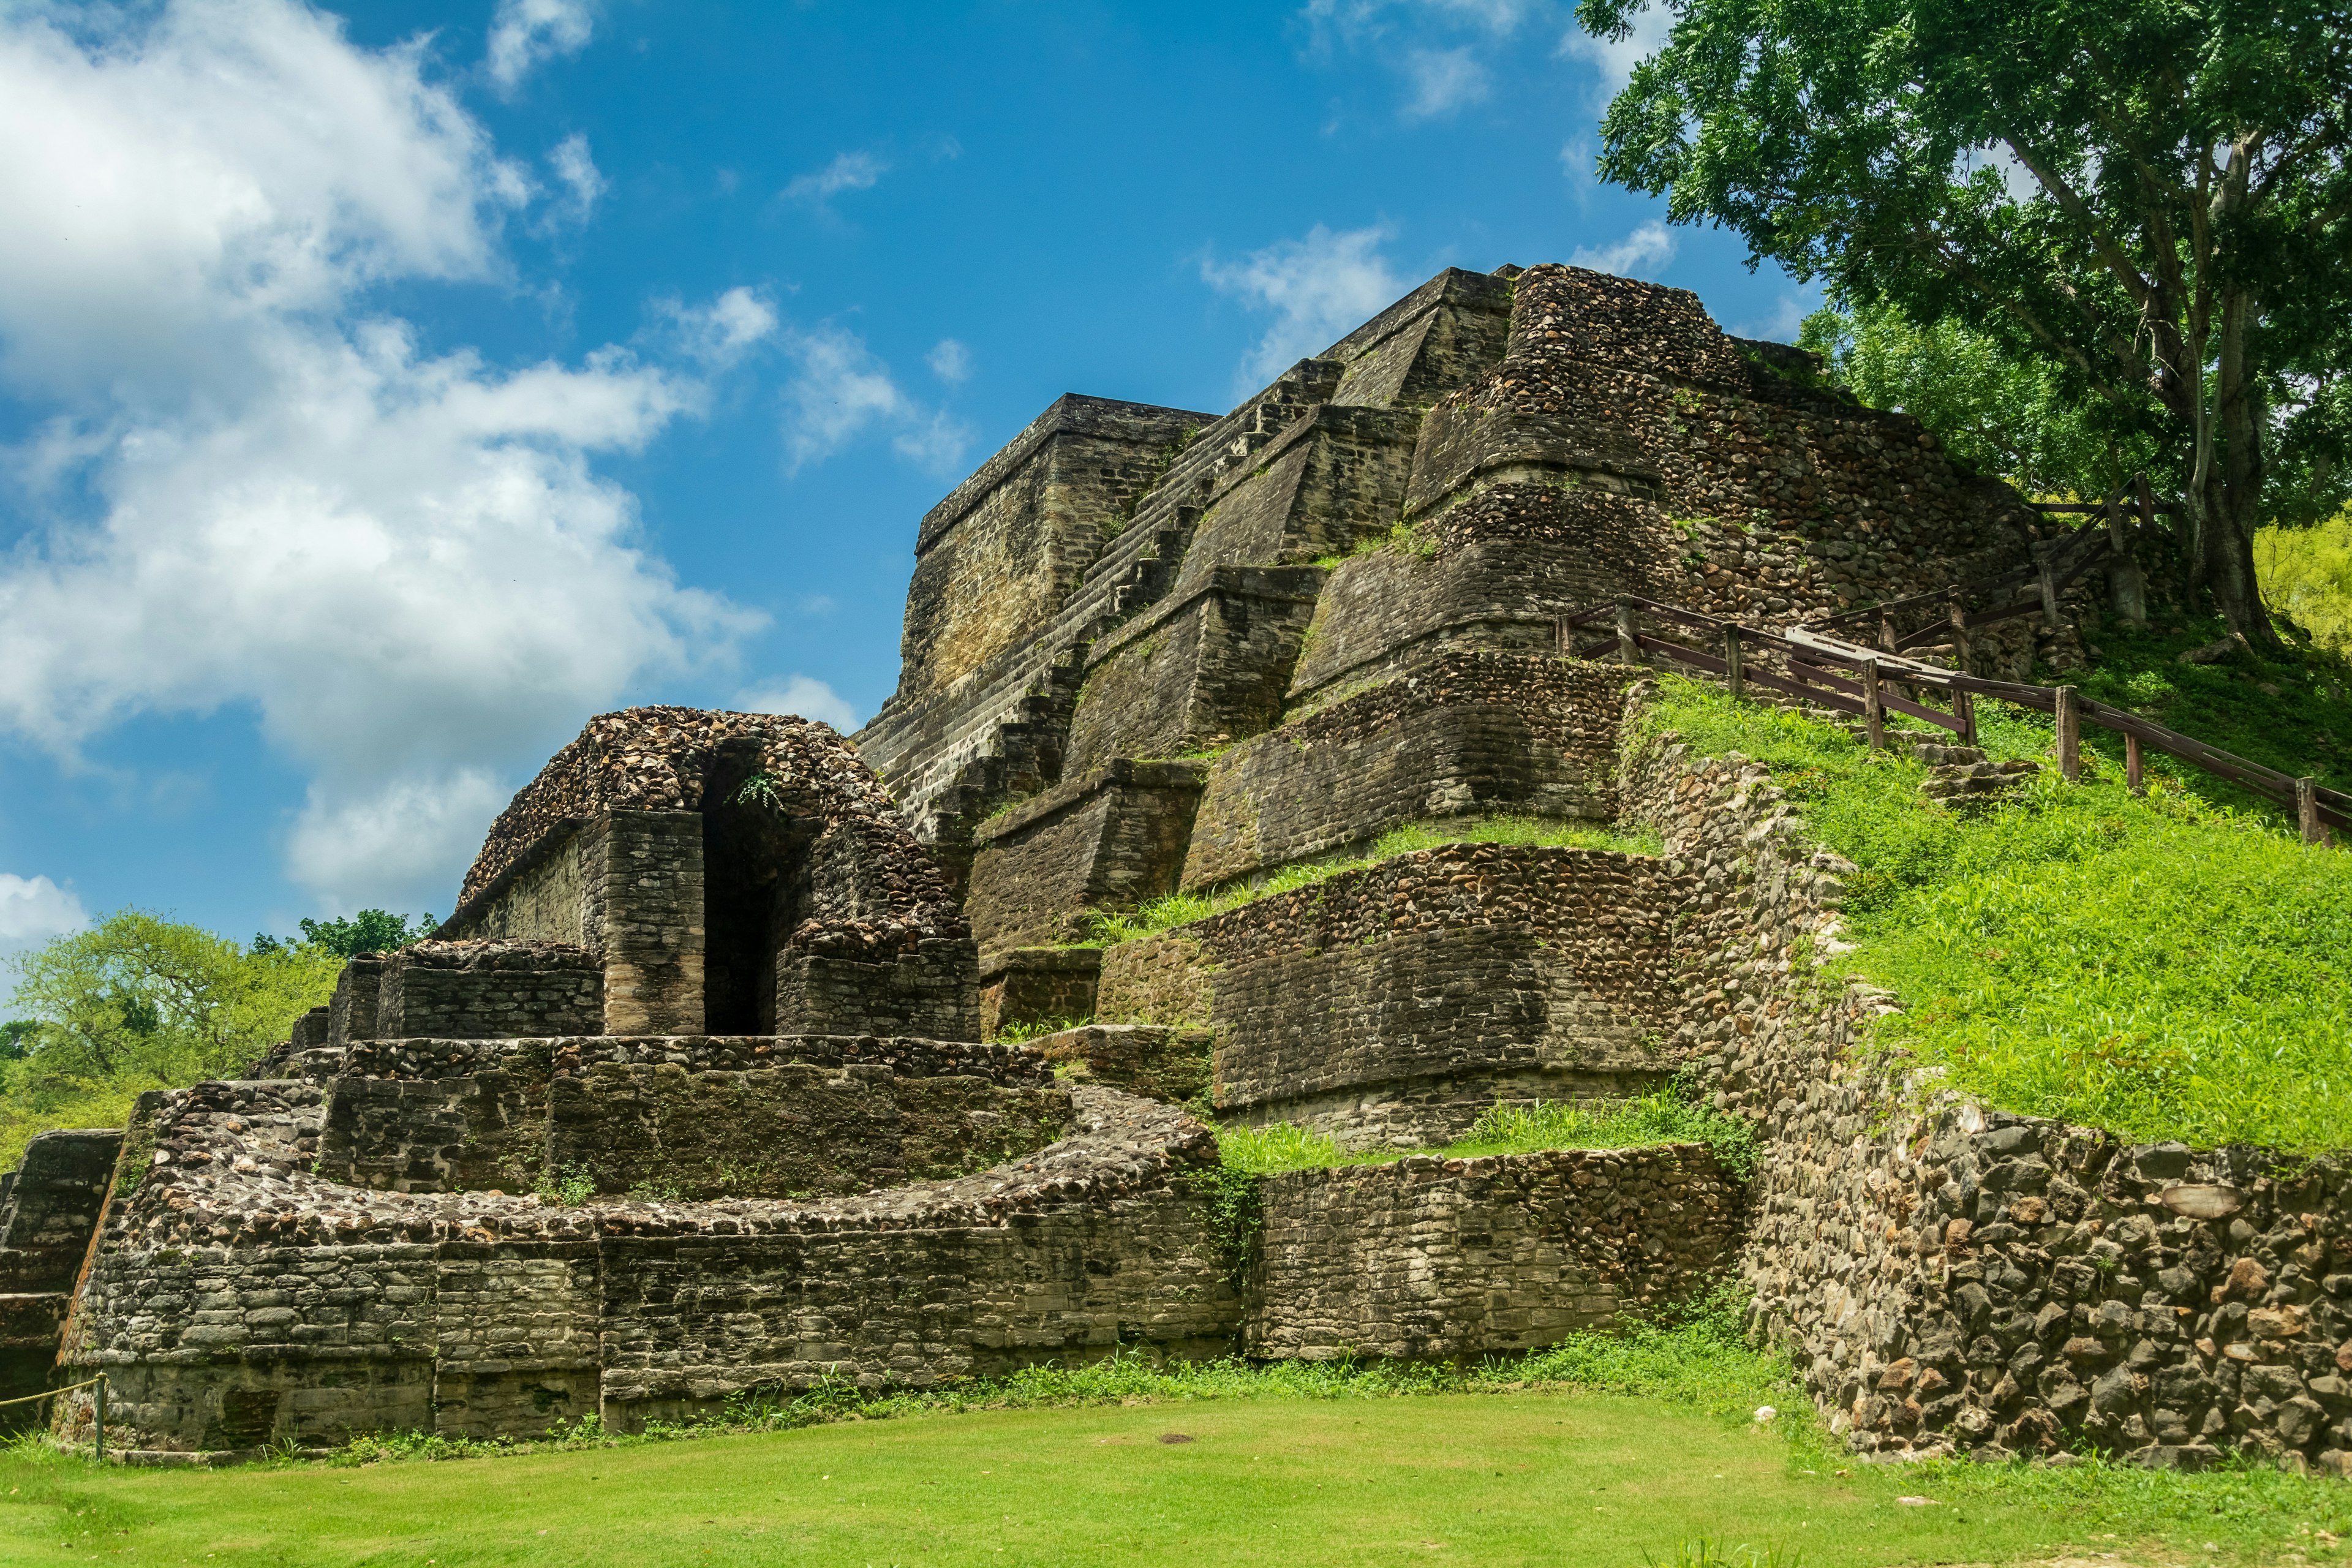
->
[255,908,437,959]
[2,910,339,1165]
[1580,0,2352,644]
[1796,302,2159,500]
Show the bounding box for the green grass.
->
[1218,1087,1760,1180]
[1644,673,2352,1150]
[6,1317,2349,1567]
[1080,815,1660,946]
[2069,612,2352,805]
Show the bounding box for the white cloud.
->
[1570,219,1677,278]
[926,338,973,383]
[778,323,968,475]
[285,769,509,914]
[1202,224,1408,392]
[0,873,86,957]
[1558,1,1672,96]
[1400,47,1489,119]
[546,132,605,225]
[782,151,889,208]
[0,0,525,397]
[657,285,780,369]
[734,676,861,733]
[486,0,594,92]
[0,0,756,906]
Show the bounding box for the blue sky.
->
[0,0,1816,959]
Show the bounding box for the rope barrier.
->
[0,1373,105,1409]
[0,1372,108,1461]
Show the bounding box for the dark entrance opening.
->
[701,742,809,1035]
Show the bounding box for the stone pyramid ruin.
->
[4,262,2340,1476]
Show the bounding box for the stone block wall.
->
[978,948,1102,1039]
[1101,843,1694,1147]
[773,938,981,1041]
[1185,650,1624,890]
[586,810,707,1035]
[1247,1145,1743,1360]
[1322,268,1513,410]
[1063,567,1325,775]
[1095,934,1215,1028]
[1032,1024,1214,1106]
[56,1082,1238,1454]
[545,1063,1071,1200]
[964,761,1206,957]
[326,954,386,1045]
[1166,403,1420,601]
[374,940,602,1039]
[894,396,1213,712]
[1619,688,2352,1475]
[0,1128,121,1292]
[316,1033,1050,1197]
[1287,483,1684,704]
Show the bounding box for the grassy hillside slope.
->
[1644,673,2352,1151]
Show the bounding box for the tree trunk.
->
[2209,285,2283,650]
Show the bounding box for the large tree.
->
[1578,0,2352,646]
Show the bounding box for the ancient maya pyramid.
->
[6,261,2340,1476]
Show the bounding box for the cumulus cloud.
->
[1201,223,1407,392]
[926,338,973,383]
[486,0,594,92]
[546,132,606,224]
[1570,219,1677,278]
[1399,47,1489,118]
[657,285,780,369]
[782,151,889,209]
[285,769,510,914]
[0,0,756,906]
[778,323,968,475]
[0,873,87,958]
[734,675,861,733]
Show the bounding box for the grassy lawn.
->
[7,1389,2351,1568]
[1642,672,2352,1151]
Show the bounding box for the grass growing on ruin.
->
[1079,815,1660,946]
[7,1311,2351,1567]
[1216,1085,1760,1180]
[1643,673,2352,1150]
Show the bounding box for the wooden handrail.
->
[1570,595,2345,842]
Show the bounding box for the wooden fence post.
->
[2056,685,2081,782]
[1723,624,1745,700]
[1954,687,1977,747]
[2033,540,2063,631]
[2301,778,2329,846]
[1861,659,1885,750]
[1554,613,1570,656]
[1946,589,1972,676]
[1615,597,1641,666]
[2126,733,2144,795]
[2105,486,2148,626]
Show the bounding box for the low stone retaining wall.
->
[1619,686,2352,1475]
[313,1035,1067,1198]
[1248,1144,1743,1360]
[1184,650,1623,891]
[55,1080,1236,1455]
[1101,842,1692,1147]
